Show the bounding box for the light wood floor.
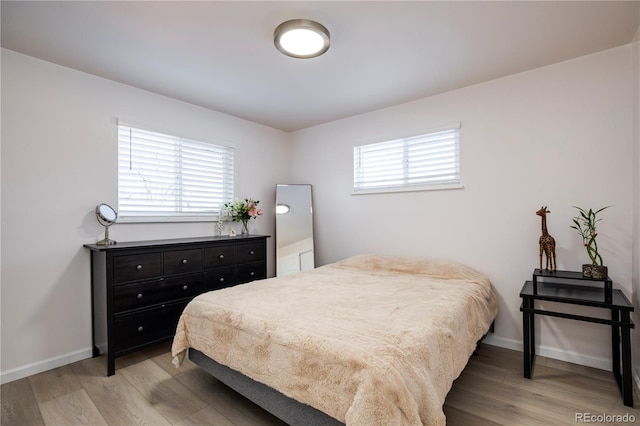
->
[2,343,639,425]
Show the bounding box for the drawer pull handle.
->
[137,293,143,300]
[182,259,188,264]
[250,272,255,276]
[136,264,143,270]
[137,326,144,332]
[219,277,225,283]
[249,250,255,255]
[182,285,188,291]
[218,254,225,259]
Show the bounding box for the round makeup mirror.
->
[95,203,117,245]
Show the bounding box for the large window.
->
[118,124,234,222]
[353,125,461,194]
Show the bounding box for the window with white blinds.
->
[353,126,461,194]
[118,124,234,221]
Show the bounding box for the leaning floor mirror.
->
[276,184,314,276]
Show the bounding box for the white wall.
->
[290,45,635,369]
[0,49,290,381]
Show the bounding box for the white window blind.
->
[353,127,461,194]
[118,124,234,221]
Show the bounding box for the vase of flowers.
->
[224,198,263,235]
[570,206,610,279]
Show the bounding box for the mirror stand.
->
[95,203,118,246]
[96,225,116,246]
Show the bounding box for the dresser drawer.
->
[164,249,202,276]
[204,245,237,269]
[113,273,204,313]
[236,261,266,284]
[204,267,236,291]
[113,253,162,283]
[114,301,188,352]
[236,242,266,263]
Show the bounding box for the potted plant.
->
[570,206,610,279]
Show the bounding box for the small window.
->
[353,126,461,194]
[118,124,234,222]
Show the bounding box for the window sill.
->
[351,182,464,195]
[117,215,219,224]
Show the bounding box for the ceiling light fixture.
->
[276,204,290,215]
[274,19,330,59]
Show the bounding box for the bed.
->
[172,254,498,425]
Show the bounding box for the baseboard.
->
[0,347,93,385]
[482,334,522,353]
[482,334,611,371]
[484,334,640,402]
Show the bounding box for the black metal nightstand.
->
[520,269,634,407]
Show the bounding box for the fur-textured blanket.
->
[172,254,498,425]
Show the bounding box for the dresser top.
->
[84,234,270,252]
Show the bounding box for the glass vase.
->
[241,219,249,235]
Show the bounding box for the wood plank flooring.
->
[2,343,638,425]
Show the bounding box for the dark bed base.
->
[189,348,344,426]
[189,321,495,426]
[474,321,495,355]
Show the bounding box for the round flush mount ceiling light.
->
[276,204,290,215]
[274,19,330,59]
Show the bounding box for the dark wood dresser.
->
[84,235,269,375]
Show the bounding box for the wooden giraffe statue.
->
[536,206,556,271]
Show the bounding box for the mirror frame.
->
[275,184,314,276]
[96,203,118,225]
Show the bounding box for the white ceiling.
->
[2,1,639,132]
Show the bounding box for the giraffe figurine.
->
[536,206,556,271]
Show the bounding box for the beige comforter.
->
[172,254,498,426]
